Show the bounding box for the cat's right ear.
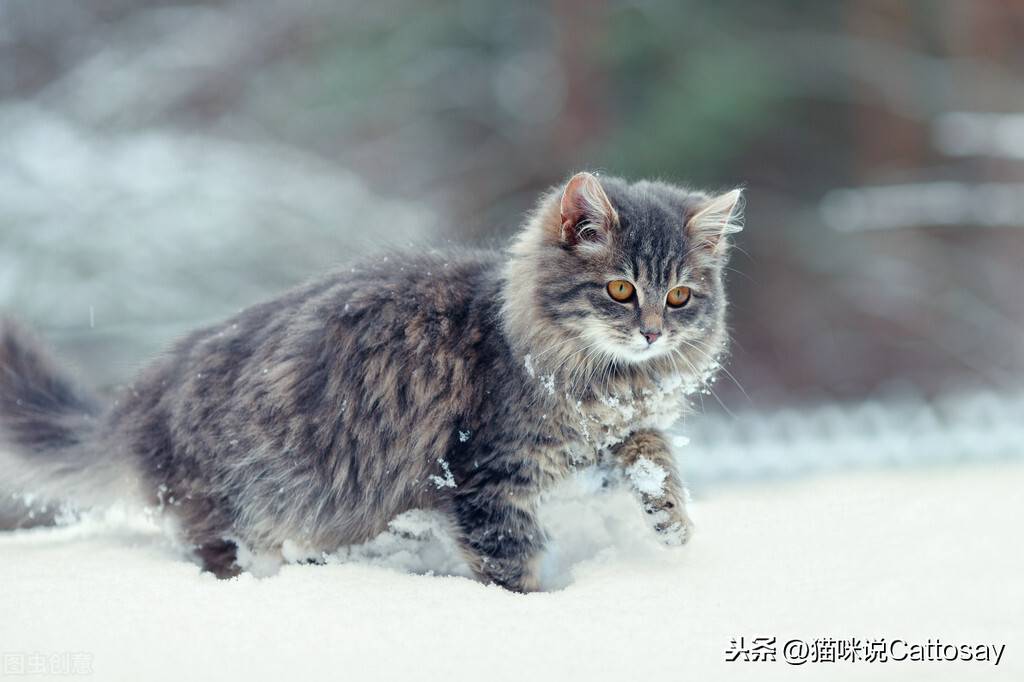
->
[559,172,616,249]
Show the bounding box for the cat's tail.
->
[0,319,138,526]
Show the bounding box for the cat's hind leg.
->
[195,538,242,579]
[170,491,244,578]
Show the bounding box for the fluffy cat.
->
[0,172,742,591]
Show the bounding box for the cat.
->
[0,172,742,591]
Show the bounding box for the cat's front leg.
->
[611,429,694,546]
[451,484,546,593]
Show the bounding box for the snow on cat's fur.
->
[0,172,742,591]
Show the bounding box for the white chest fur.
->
[542,372,699,468]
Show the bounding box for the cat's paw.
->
[644,499,694,547]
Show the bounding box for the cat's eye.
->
[606,280,635,303]
[666,286,692,308]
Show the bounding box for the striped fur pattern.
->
[0,173,742,590]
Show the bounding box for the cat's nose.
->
[641,329,661,345]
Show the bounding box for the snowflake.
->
[428,458,457,489]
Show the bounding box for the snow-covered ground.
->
[2,462,1020,681]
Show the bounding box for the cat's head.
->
[503,172,742,384]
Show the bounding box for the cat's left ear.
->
[686,189,744,255]
[559,172,617,249]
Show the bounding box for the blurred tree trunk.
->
[847,0,927,180]
[551,0,608,164]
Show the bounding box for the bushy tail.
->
[0,319,134,524]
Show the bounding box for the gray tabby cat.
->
[0,172,742,591]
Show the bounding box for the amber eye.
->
[606,280,635,303]
[666,286,691,308]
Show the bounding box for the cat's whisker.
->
[559,338,603,378]
[598,353,617,395]
[530,332,585,363]
[577,343,616,395]
[525,337,603,410]
[560,333,609,396]
[567,345,601,396]
[668,348,707,415]
[671,344,736,418]
[722,265,754,284]
[679,337,751,405]
[515,335,597,412]
[598,367,613,398]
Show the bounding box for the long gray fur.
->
[0,173,742,591]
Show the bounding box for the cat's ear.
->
[559,172,616,248]
[686,189,744,254]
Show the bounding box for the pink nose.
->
[642,330,661,345]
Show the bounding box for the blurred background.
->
[2,0,1022,486]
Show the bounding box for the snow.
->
[646,508,688,547]
[426,458,457,490]
[624,456,667,496]
[2,463,1021,681]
